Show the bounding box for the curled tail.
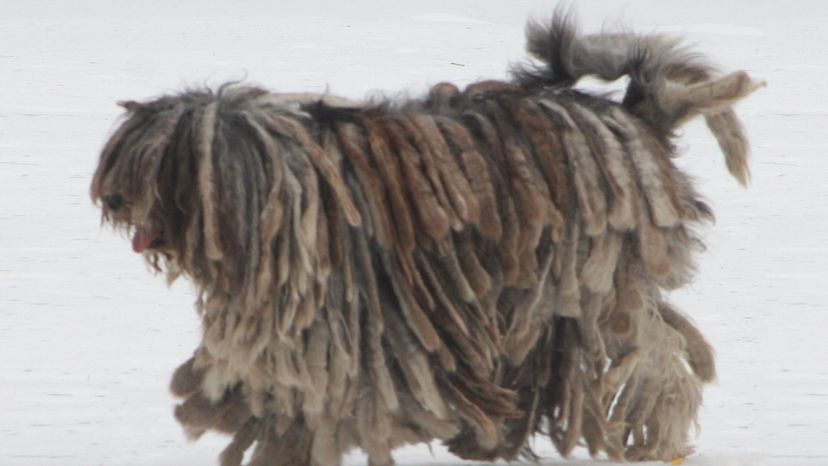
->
[512,11,765,185]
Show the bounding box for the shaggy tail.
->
[512,12,765,185]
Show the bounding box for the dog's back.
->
[302,38,759,456]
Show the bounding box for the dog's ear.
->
[117,100,143,111]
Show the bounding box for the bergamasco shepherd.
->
[91,11,761,466]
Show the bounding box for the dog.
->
[91,12,762,466]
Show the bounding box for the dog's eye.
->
[105,194,125,211]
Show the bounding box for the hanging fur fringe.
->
[91,11,762,466]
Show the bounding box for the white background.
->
[1,1,826,465]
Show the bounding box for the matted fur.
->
[91,13,762,466]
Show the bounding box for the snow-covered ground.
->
[2,1,826,465]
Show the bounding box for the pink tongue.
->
[132,228,154,253]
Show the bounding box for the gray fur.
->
[91,12,760,466]
[513,10,764,184]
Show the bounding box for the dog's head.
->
[91,85,304,294]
